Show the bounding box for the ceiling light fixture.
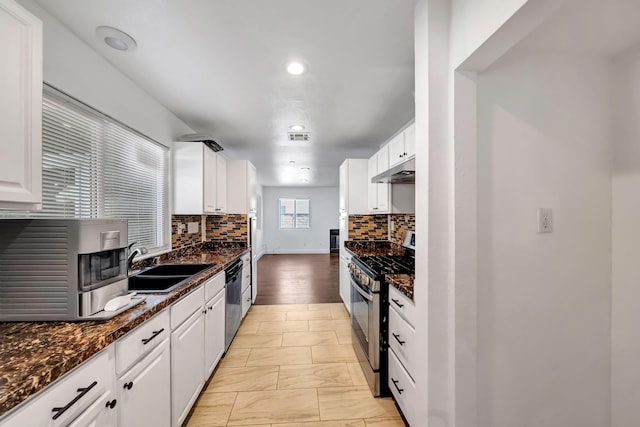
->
[286,61,306,75]
[290,124,305,131]
[289,160,296,164]
[300,167,310,171]
[96,26,137,51]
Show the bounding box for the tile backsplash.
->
[348,215,389,240]
[172,215,205,250]
[206,214,248,243]
[347,213,415,243]
[389,214,415,245]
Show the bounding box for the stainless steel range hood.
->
[371,158,415,184]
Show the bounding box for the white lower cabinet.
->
[339,252,351,312]
[388,346,416,423]
[241,286,251,318]
[118,339,171,427]
[205,288,226,377]
[388,286,417,425]
[0,347,116,427]
[171,305,206,427]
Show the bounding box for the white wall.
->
[16,0,193,146]
[611,50,640,427]
[475,50,612,427]
[262,186,339,254]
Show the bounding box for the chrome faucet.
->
[127,242,148,274]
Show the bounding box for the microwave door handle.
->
[350,277,374,302]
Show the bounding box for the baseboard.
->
[266,248,330,255]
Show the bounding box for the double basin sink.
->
[128,263,213,293]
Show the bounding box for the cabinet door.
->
[205,289,225,378]
[404,123,415,159]
[388,133,405,167]
[377,145,389,174]
[376,182,390,213]
[248,162,257,214]
[118,339,171,427]
[203,147,217,214]
[367,155,378,213]
[241,286,251,319]
[339,255,351,312]
[339,161,348,213]
[0,0,42,209]
[216,156,227,213]
[171,309,205,427]
[66,390,117,427]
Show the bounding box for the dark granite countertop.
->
[386,274,415,300]
[0,243,248,417]
[344,240,407,257]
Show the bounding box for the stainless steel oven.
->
[349,262,387,396]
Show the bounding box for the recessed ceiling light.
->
[96,26,137,51]
[286,61,306,75]
[290,124,305,131]
[289,160,296,164]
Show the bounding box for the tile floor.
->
[185,303,406,427]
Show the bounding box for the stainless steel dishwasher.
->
[225,259,243,351]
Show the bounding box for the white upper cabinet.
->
[339,159,368,215]
[226,160,257,215]
[173,142,226,215]
[0,0,42,210]
[368,152,390,213]
[388,122,415,168]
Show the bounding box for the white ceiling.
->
[517,0,640,57]
[35,0,417,187]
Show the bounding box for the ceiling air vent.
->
[288,132,310,142]
[179,133,224,152]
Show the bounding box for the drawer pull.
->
[52,381,98,420]
[391,378,404,395]
[105,399,117,409]
[123,381,133,390]
[392,333,405,346]
[208,306,213,311]
[141,328,164,345]
[391,298,404,308]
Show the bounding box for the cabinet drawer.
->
[115,309,170,374]
[204,271,225,301]
[388,306,415,379]
[241,286,251,318]
[171,286,204,330]
[241,265,251,293]
[388,348,416,425]
[389,285,416,327]
[2,347,115,427]
[241,252,251,265]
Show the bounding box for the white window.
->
[279,198,310,229]
[0,87,170,255]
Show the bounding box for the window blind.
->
[1,87,169,253]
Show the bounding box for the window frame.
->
[278,198,311,230]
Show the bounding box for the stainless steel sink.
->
[128,264,213,293]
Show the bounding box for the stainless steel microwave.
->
[0,219,129,321]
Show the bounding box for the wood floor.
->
[185,303,405,427]
[255,254,341,305]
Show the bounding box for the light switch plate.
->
[537,208,552,233]
[187,221,199,234]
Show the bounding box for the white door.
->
[66,390,117,427]
[205,289,226,377]
[0,0,42,209]
[171,310,205,427]
[119,339,171,427]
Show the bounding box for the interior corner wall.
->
[16,0,193,146]
[262,186,339,254]
[611,51,640,427]
[475,50,612,427]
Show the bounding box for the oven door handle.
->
[350,277,374,302]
